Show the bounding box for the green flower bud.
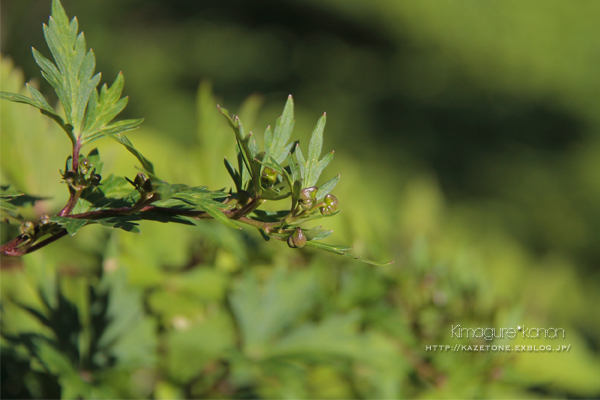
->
[80,158,91,175]
[261,167,278,187]
[320,194,338,215]
[299,186,317,210]
[20,221,35,236]
[134,173,146,188]
[237,190,251,206]
[132,173,153,193]
[91,174,101,186]
[63,170,76,183]
[287,227,307,248]
[39,214,51,225]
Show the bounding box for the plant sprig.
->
[0,0,392,266]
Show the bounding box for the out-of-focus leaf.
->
[230,268,318,358]
[165,313,235,383]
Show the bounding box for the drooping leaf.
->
[0,90,72,142]
[199,201,241,230]
[106,133,155,178]
[305,241,394,266]
[97,217,141,233]
[49,216,88,235]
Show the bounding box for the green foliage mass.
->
[2,1,600,399]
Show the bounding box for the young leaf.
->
[1,0,139,148]
[305,113,326,187]
[38,0,101,136]
[266,95,295,164]
[316,175,340,201]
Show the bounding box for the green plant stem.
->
[58,139,83,216]
[58,188,82,216]
[1,230,69,257]
[2,199,291,256]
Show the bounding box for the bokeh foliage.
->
[2,0,600,398]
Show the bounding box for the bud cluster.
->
[60,157,101,190]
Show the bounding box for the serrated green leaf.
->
[49,216,88,235]
[40,0,99,135]
[25,84,54,113]
[230,267,318,353]
[1,89,72,142]
[9,0,138,148]
[316,174,340,200]
[0,91,42,109]
[97,217,140,233]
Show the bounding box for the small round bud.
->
[287,227,306,249]
[320,194,338,215]
[134,173,146,187]
[261,167,278,187]
[80,158,91,174]
[63,170,76,183]
[20,221,35,236]
[237,190,251,206]
[39,214,51,225]
[91,174,101,186]
[299,186,317,210]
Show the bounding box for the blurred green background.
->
[2,0,600,398]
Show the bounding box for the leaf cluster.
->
[0,0,391,266]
